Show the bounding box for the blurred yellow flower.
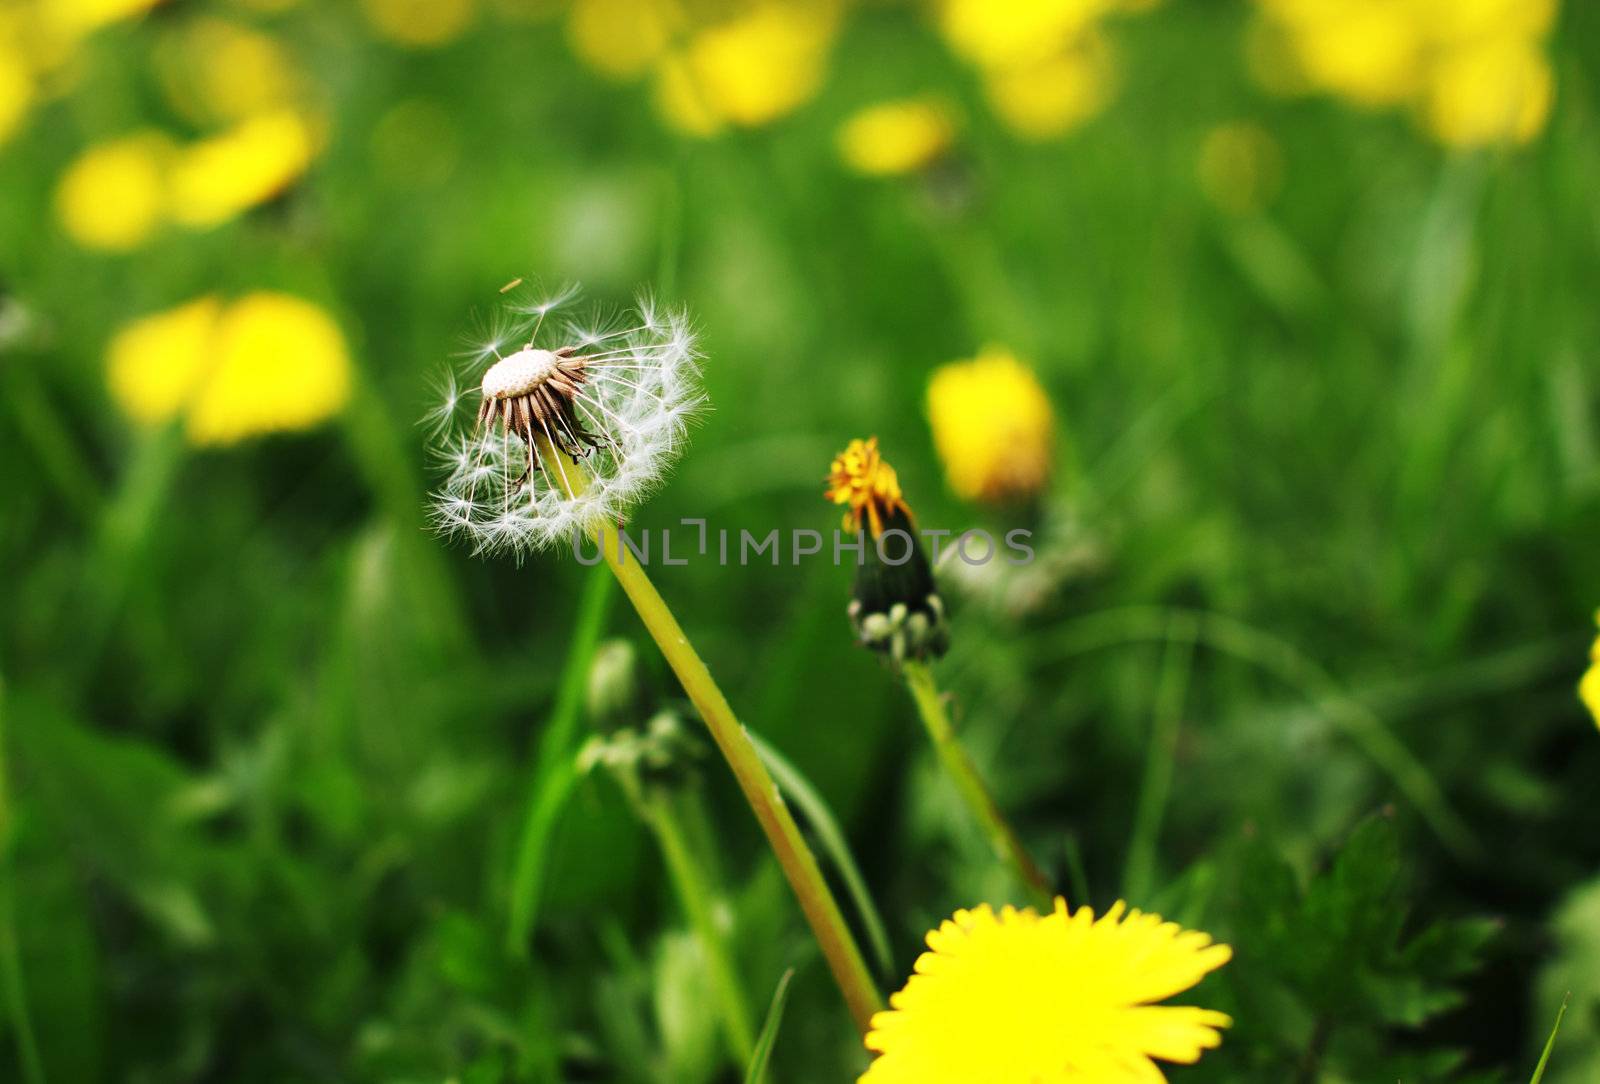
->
[860,899,1231,1083]
[1415,0,1557,45]
[656,2,838,135]
[1265,1,1421,107]
[983,43,1112,140]
[1252,0,1561,148]
[108,296,222,424]
[54,130,172,251]
[939,0,1111,69]
[359,0,477,49]
[167,109,315,228]
[189,293,351,445]
[1196,121,1283,215]
[837,97,955,177]
[38,0,164,43]
[107,293,351,446]
[155,18,306,127]
[1581,612,1600,730]
[927,346,1055,504]
[1423,40,1552,148]
[567,0,681,81]
[0,45,35,148]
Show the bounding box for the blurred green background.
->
[3,0,1600,1080]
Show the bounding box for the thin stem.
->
[1123,615,1196,902]
[532,432,883,1034]
[0,673,47,1084]
[644,791,756,1063]
[900,660,1054,910]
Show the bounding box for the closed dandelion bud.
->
[578,707,704,796]
[825,438,948,663]
[584,638,647,734]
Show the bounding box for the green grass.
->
[2,1,1599,1081]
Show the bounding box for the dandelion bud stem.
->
[901,662,1054,910]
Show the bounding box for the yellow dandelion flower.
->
[38,0,164,44]
[861,899,1232,1084]
[106,293,350,446]
[358,0,477,48]
[1196,120,1283,216]
[167,109,316,228]
[0,44,33,149]
[155,17,305,127]
[1281,3,1422,108]
[1581,612,1600,730]
[567,0,681,81]
[837,97,955,177]
[938,0,1113,70]
[187,293,351,446]
[1414,0,1558,46]
[982,41,1113,140]
[107,295,222,424]
[1422,39,1553,148]
[54,130,172,251]
[927,347,1055,504]
[654,2,838,136]
[826,436,913,538]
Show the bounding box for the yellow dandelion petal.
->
[106,296,223,425]
[927,346,1055,504]
[982,41,1113,141]
[1422,39,1553,148]
[1196,120,1283,216]
[155,17,305,127]
[665,2,838,133]
[862,900,1232,1083]
[54,130,172,251]
[837,97,955,177]
[167,109,316,228]
[825,437,913,538]
[567,0,681,82]
[186,293,351,446]
[358,0,477,48]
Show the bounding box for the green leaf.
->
[1530,995,1569,1084]
[744,968,795,1084]
[748,732,893,978]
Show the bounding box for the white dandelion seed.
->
[428,282,704,557]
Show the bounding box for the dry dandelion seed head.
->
[429,282,703,557]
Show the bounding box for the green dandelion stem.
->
[532,432,883,1034]
[901,660,1054,910]
[644,791,757,1063]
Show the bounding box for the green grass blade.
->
[743,967,795,1084]
[506,567,614,956]
[1529,994,1569,1084]
[748,732,893,978]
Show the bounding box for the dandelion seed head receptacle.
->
[429,284,702,557]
